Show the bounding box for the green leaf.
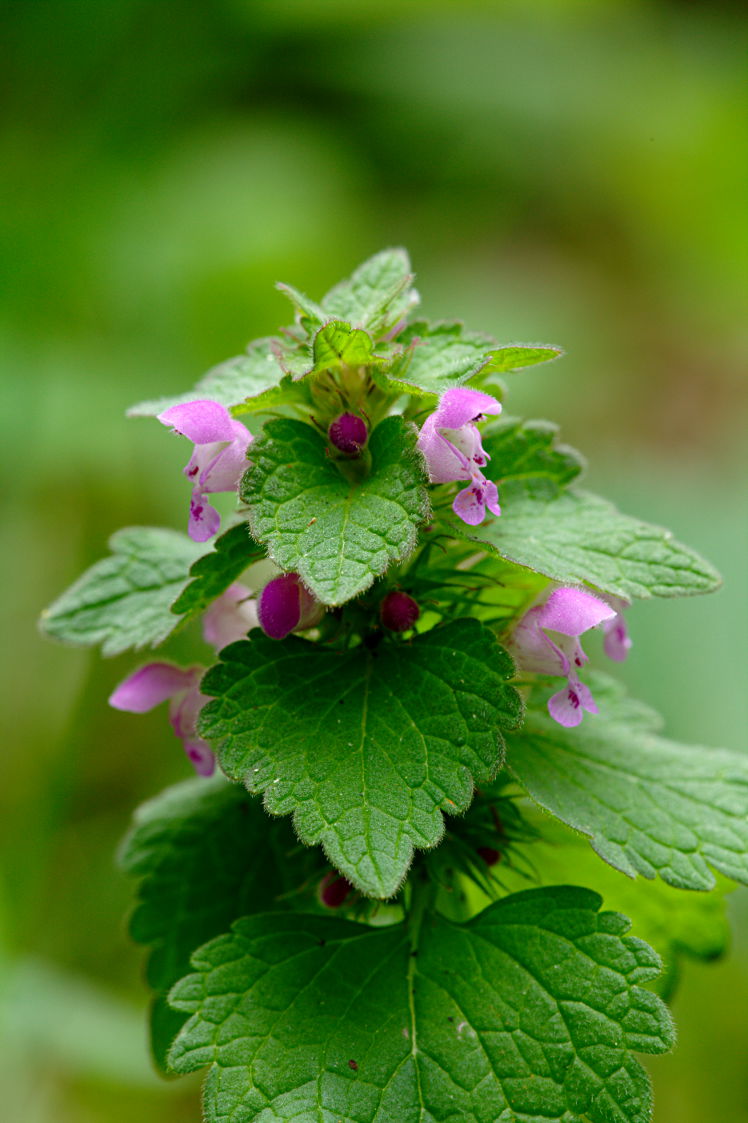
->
[486,812,731,1002]
[313,319,380,371]
[119,776,309,1070]
[508,678,748,890]
[276,281,327,327]
[481,417,585,496]
[381,320,502,397]
[453,486,722,599]
[321,246,418,335]
[377,322,563,399]
[127,338,286,417]
[485,343,564,373]
[39,527,204,657]
[199,619,522,897]
[275,319,387,381]
[168,886,673,1123]
[243,415,430,606]
[170,523,265,621]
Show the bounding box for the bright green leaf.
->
[170,523,265,621]
[508,678,748,890]
[39,527,204,656]
[276,281,327,327]
[168,886,673,1123]
[275,319,386,381]
[199,619,522,897]
[485,343,564,373]
[453,486,721,599]
[313,319,380,371]
[243,415,430,606]
[321,247,418,335]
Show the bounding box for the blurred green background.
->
[2,0,746,1119]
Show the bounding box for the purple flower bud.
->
[476,846,501,867]
[319,873,353,908]
[257,573,324,640]
[328,412,369,456]
[380,591,420,632]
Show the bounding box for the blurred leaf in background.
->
[2,0,746,1119]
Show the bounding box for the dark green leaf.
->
[243,415,429,606]
[200,619,522,897]
[170,523,265,621]
[453,486,721,599]
[169,886,673,1123]
[39,527,203,656]
[119,777,308,1070]
[483,811,731,1002]
[508,678,748,890]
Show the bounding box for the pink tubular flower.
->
[416,387,502,526]
[157,400,252,542]
[202,583,259,650]
[257,573,324,640]
[510,586,619,728]
[109,662,215,776]
[601,594,633,662]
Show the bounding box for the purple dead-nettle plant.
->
[41,249,741,1123]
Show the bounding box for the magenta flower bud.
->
[328,412,368,456]
[319,873,353,908]
[257,573,324,640]
[380,591,420,632]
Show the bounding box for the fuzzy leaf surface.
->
[490,811,730,1002]
[119,777,305,1070]
[200,619,522,897]
[168,886,673,1123]
[508,680,748,890]
[39,527,203,656]
[243,415,429,606]
[482,418,585,496]
[170,524,265,621]
[382,323,562,399]
[321,247,417,334]
[128,339,285,417]
[454,486,721,599]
